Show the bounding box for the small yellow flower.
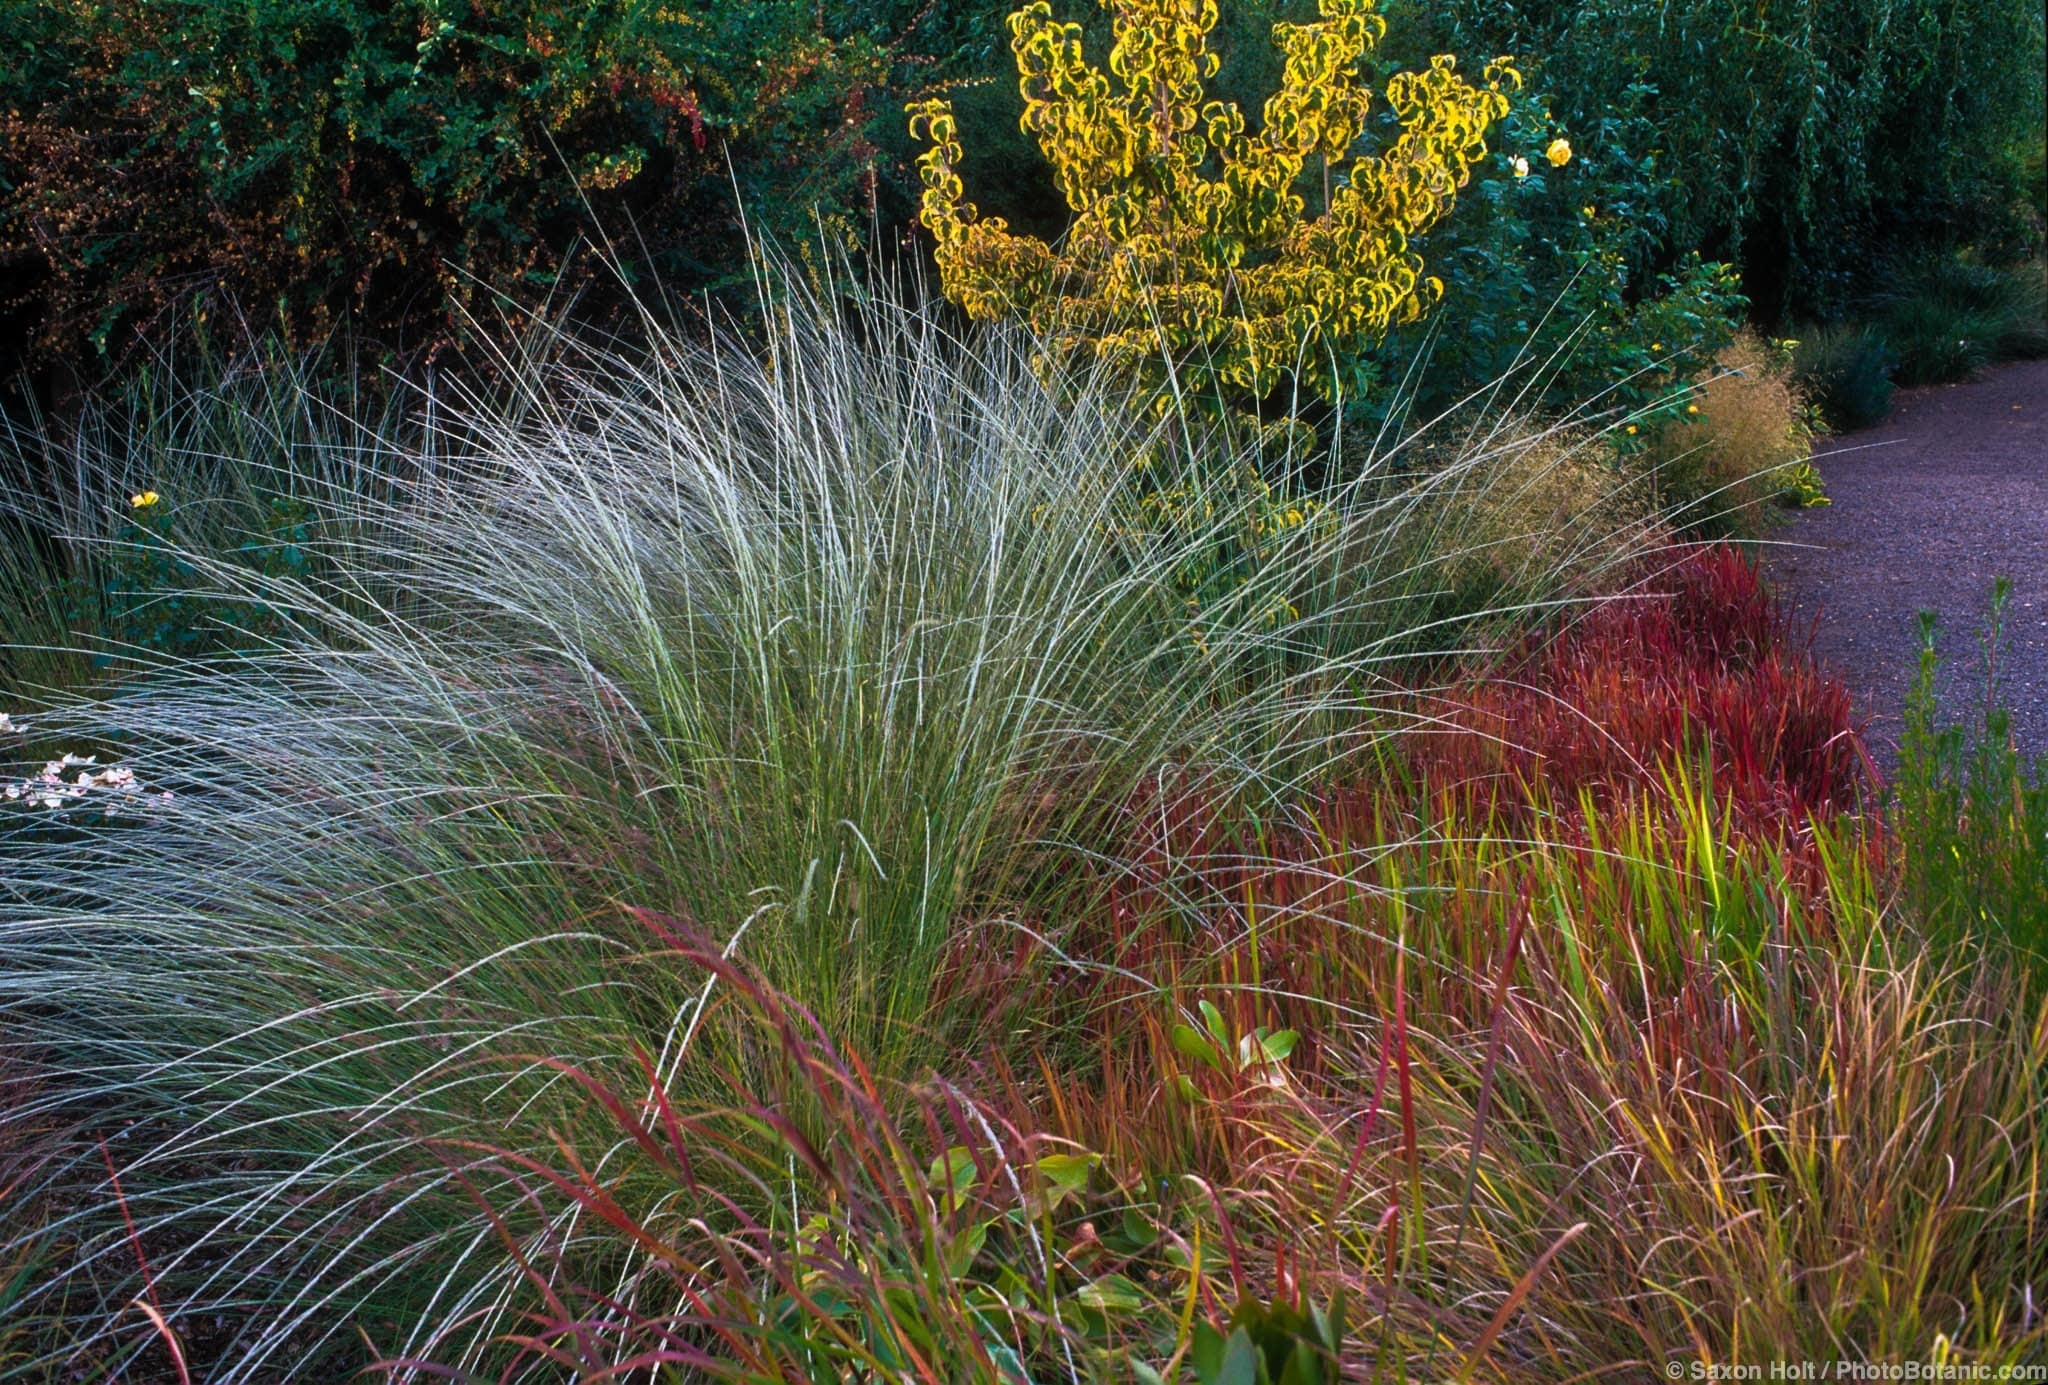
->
[1546,138,1572,167]
[1510,155,1529,178]
[1581,205,1596,219]
[1649,343,1662,353]
[1687,403,1700,415]
[1625,424,1638,436]
[129,490,161,510]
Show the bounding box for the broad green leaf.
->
[1072,1272,1145,1313]
[1035,1151,1097,1193]
[944,1218,990,1278]
[1117,1206,1159,1249]
[1214,1328,1261,1385]
[928,1145,977,1200]
[1172,1023,1222,1072]
[1276,1343,1323,1385]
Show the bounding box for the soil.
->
[1767,358,2048,773]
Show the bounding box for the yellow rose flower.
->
[1510,155,1529,178]
[1546,138,1572,167]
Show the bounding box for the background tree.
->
[907,0,1518,413]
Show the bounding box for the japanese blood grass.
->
[981,784,2045,1372]
[0,282,1665,1377]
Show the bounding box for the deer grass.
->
[0,275,1670,1378]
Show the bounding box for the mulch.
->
[1766,358,2048,772]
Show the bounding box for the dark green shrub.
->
[0,0,904,372]
[0,332,412,697]
[59,493,317,665]
[9,0,2040,422]
[2002,261,2048,359]
[1353,87,1751,436]
[1793,325,1897,433]
[1380,0,2046,323]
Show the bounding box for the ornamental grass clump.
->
[1645,330,1822,533]
[1396,413,1659,610]
[0,274,1652,1378]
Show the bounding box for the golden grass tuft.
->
[1649,329,1817,532]
[1408,417,1662,604]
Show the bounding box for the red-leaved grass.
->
[1403,545,1874,831]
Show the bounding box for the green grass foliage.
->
[1876,255,2048,389]
[1896,581,2048,969]
[1792,325,1897,434]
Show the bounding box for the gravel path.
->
[1768,358,2048,771]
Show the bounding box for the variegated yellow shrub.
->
[908,0,1518,407]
